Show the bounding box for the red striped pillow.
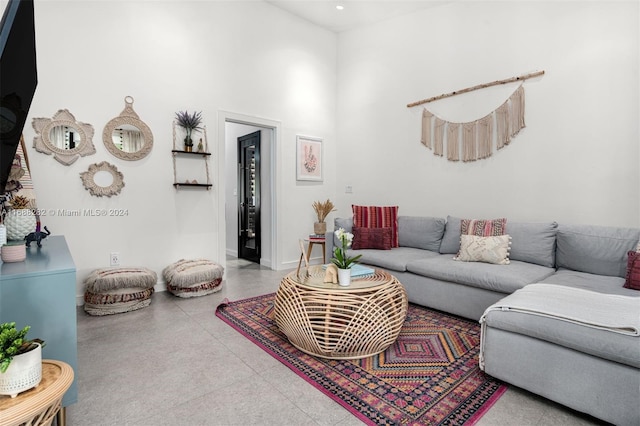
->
[460,218,507,237]
[352,205,399,248]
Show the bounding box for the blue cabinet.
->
[0,235,78,407]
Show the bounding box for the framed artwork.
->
[296,135,323,181]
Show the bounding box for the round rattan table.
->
[274,266,408,360]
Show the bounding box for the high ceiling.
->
[264,0,452,33]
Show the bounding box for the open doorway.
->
[222,114,279,269]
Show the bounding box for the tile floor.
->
[67,257,607,425]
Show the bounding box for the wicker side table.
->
[0,360,74,426]
[274,266,408,359]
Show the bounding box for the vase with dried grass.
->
[312,199,335,235]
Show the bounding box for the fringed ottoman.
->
[84,267,157,316]
[163,259,224,298]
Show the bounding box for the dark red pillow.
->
[624,251,640,291]
[352,227,392,250]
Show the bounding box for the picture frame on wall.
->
[296,135,322,181]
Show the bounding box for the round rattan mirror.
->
[80,161,125,197]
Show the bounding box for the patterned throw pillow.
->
[454,234,512,265]
[352,227,392,250]
[460,218,507,236]
[624,251,640,291]
[352,205,399,248]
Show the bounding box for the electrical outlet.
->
[110,252,120,266]
[345,186,353,194]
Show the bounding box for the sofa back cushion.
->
[333,217,354,247]
[556,224,640,278]
[397,216,445,251]
[440,216,558,268]
[508,221,558,268]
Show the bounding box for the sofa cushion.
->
[347,247,438,272]
[352,205,399,247]
[397,216,445,251]
[334,217,354,247]
[352,227,392,250]
[439,215,463,254]
[454,235,511,265]
[407,254,555,294]
[507,221,558,268]
[540,269,640,296]
[482,300,640,369]
[556,224,640,278]
[624,251,640,291]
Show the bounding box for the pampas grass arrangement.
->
[312,199,335,223]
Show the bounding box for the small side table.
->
[0,360,74,426]
[297,238,326,272]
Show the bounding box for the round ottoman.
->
[163,259,224,298]
[84,267,157,316]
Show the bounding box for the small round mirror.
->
[49,125,82,150]
[112,124,145,153]
[80,161,125,197]
[93,170,115,187]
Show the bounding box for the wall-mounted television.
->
[1,0,37,194]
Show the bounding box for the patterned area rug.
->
[216,293,507,425]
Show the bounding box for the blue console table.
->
[0,235,78,407]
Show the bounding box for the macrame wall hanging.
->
[408,70,544,162]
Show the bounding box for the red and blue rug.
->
[216,293,507,425]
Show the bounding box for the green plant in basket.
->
[0,322,44,373]
[331,228,362,269]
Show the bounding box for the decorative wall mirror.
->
[80,161,125,197]
[32,109,96,165]
[103,96,153,160]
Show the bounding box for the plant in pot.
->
[331,228,362,286]
[0,322,45,398]
[175,110,203,152]
[3,195,35,241]
[312,199,335,235]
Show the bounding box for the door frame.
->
[217,110,281,270]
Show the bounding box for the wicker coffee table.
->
[274,266,408,359]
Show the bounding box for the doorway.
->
[237,131,260,263]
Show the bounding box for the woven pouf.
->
[163,259,224,298]
[84,267,157,316]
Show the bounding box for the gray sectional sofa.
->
[328,215,640,425]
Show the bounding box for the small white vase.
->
[0,343,42,398]
[338,268,351,286]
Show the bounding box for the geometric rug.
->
[216,293,507,425]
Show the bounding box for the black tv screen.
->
[1,0,37,194]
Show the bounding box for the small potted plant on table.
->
[0,322,45,398]
[331,228,362,286]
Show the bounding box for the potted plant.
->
[331,228,362,286]
[0,322,45,398]
[312,199,335,235]
[175,110,203,152]
[3,195,35,241]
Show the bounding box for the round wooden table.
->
[0,360,74,426]
[274,266,408,359]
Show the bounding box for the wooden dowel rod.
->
[407,70,545,108]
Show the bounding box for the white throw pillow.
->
[454,234,511,265]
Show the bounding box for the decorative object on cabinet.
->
[174,110,203,152]
[103,96,153,161]
[296,135,322,181]
[32,109,96,165]
[172,120,211,189]
[312,199,335,235]
[3,195,35,241]
[24,226,50,248]
[0,322,44,398]
[0,241,26,262]
[79,161,124,197]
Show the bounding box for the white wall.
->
[23,1,337,302]
[336,1,639,227]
